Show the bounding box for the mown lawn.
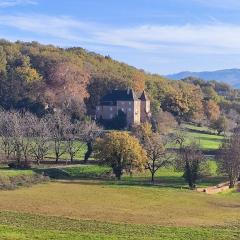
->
[0,124,235,239]
[0,167,34,177]
[0,180,239,226]
[0,140,88,162]
[0,164,239,239]
[0,211,239,240]
[182,124,224,150]
[38,164,227,188]
[46,141,88,161]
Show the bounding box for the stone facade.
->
[96,89,151,126]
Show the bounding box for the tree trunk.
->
[84,141,93,164]
[70,154,74,164]
[55,140,60,163]
[229,179,235,188]
[151,172,155,184]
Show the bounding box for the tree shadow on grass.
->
[54,175,190,190]
[186,128,215,135]
[32,166,227,190]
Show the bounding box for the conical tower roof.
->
[139,90,149,101]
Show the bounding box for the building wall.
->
[96,99,148,126]
[133,100,141,125]
[116,100,136,125]
[140,100,151,123]
[96,105,117,120]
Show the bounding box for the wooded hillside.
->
[0,39,239,123]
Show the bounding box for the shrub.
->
[0,174,49,190]
[199,160,218,177]
[8,162,31,169]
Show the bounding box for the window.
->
[128,102,131,106]
[121,108,124,112]
[97,107,100,111]
[110,107,113,111]
[128,108,131,112]
[110,114,113,119]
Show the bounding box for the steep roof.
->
[139,90,149,101]
[100,89,138,102]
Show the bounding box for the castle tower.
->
[140,90,151,123]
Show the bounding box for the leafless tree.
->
[0,110,14,160]
[217,133,240,188]
[153,111,177,135]
[0,111,39,165]
[65,122,83,163]
[144,133,173,184]
[30,117,50,164]
[18,112,37,164]
[48,111,70,163]
[81,120,103,163]
[133,123,174,184]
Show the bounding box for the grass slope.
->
[0,168,34,177]
[0,181,239,226]
[0,165,239,239]
[0,211,239,240]
[183,124,224,150]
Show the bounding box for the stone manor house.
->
[96,89,151,126]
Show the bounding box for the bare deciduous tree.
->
[144,133,173,184]
[133,123,174,184]
[81,120,103,163]
[30,117,50,165]
[217,133,240,188]
[48,111,70,163]
[0,110,14,160]
[65,122,83,163]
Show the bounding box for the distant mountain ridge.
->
[166,68,240,88]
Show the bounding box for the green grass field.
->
[0,164,239,240]
[0,211,239,240]
[0,179,239,239]
[46,141,88,161]
[0,124,236,239]
[182,124,224,150]
[0,167,34,177]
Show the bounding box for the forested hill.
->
[0,40,239,123]
[167,69,240,88]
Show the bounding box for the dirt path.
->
[197,181,240,194]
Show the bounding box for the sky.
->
[0,0,240,75]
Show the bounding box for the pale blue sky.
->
[0,0,240,74]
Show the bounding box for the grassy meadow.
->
[183,124,224,150]
[0,164,239,240]
[0,124,238,240]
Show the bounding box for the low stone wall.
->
[197,182,239,194]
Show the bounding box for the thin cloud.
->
[0,14,240,54]
[194,0,240,10]
[0,0,37,7]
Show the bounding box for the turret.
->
[140,90,151,122]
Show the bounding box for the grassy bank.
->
[0,211,239,240]
[0,167,49,190]
[0,164,238,239]
[183,124,224,150]
[0,181,239,226]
